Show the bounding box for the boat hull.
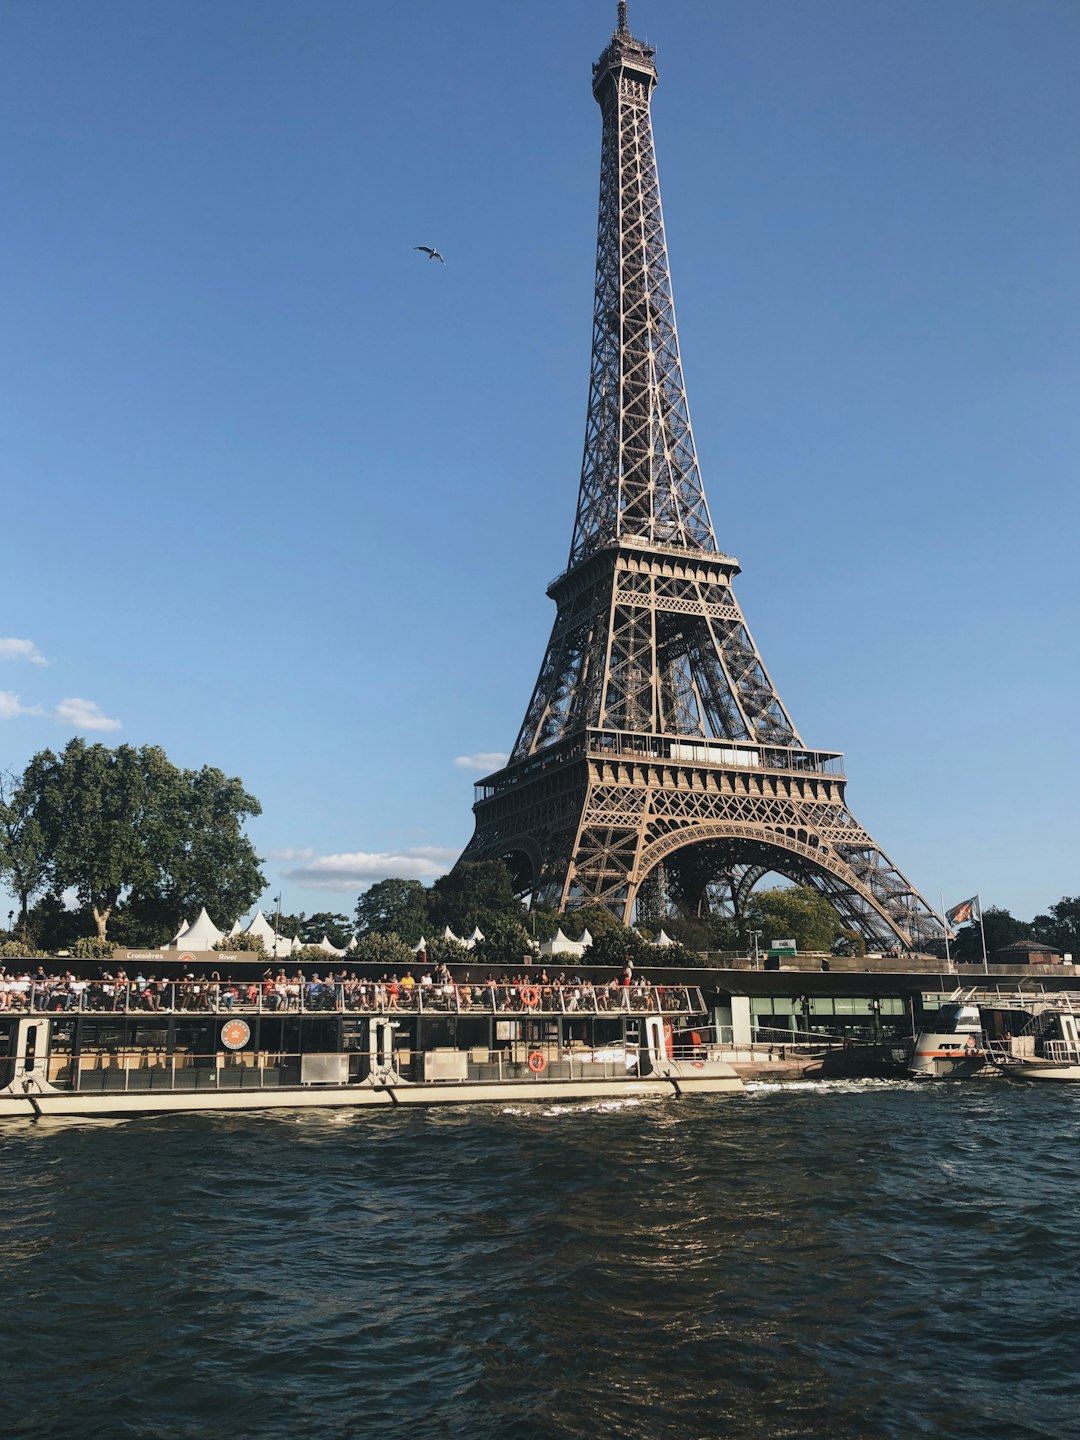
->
[0,1071,743,1120]
[1000,1062,1080,1083]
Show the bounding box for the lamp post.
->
[750,929,762,969]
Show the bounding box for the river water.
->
[1,1079,1076,1440]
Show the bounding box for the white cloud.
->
[0,637,48,666]
[454,752,509,772]
[268,846,316,862]
[54,697,122,732]
[282,846,459,892]
[0,690,44,720]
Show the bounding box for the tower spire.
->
[617,1,629,34]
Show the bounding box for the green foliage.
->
[214,933,265,955]
[564,904,623,941]
[0,769,50,930]
[351,932,416,970]
[471,913,535,966]
[12,740,264,942]
[292,945,335,966]
[23,893,83,953]
[0,938,48,960]
[952,906,1030,964]
[428,861,521,935]
[354,879,430,944]
[833,928,867,958]
[421,935,472,968]
[300,912,353,948]
[742,885,843,954]
[1031,896,1080,959]
[585,926,655,969]
[70,936,116,960]
[526,904,562,943]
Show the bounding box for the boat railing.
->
[1043,1039,1080,1064]
[12,979,704,1019]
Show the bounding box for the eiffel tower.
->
[460,3,943,950]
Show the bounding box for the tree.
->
[18,739,264,942]
[563,904,623,941]
[299,912,354,948]
[471,913,535,966]
[742,885,843,955]
[428,860,521,934]
[352,932,416,970]
[952,906,1030,965]
[355,879,430,944]
[1031,896,1080,960]
[0,769,52,936]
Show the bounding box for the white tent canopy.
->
[653,929,676,947]
[168,906,223,951]
[317,934,347,957]
[539,928,587,958]
[244,910,296,958]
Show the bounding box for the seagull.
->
[414,245,445,264]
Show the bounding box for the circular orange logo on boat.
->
[221,1019,251,1050]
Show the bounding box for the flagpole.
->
[977,892,989,973]
[940,892,952,970]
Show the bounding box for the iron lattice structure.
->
[460,5,943,950]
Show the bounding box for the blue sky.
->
[1,0,1077,928]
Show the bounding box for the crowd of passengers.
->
[0,962,687,1014]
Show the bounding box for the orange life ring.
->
[520,986,540,1008]
[527,1050,547,1073]
[663,1020,674,1059]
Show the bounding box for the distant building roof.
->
[994,937,1061,956]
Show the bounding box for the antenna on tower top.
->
[617,2,629,35]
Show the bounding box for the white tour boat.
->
[0,977,743,1119]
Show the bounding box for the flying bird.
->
[414,245,445,264]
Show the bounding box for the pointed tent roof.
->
[171,918,191,945]
[539,928,587,957]
[468,926,485,944]
[653,929,675,947]
[443,926,463,944]
[227,920,243,938]
[172,906,224,950]
[317,935,347,956]
[412,936,428,953]
[244,910,293,958]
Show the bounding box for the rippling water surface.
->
[2,1080,1078,1439]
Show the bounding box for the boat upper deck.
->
[2,976,705,1020]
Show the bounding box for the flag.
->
[946,896,980,927]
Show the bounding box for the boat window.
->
[455,1018,490,1050]
[48,1020,77,1055]
[420,1017,454,1049]
[78,1019,129,1053]
[592,1018,624,1046]
[341,1019,367,1051]
[0,1018,17,1051]
[171,1021,215,1056]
